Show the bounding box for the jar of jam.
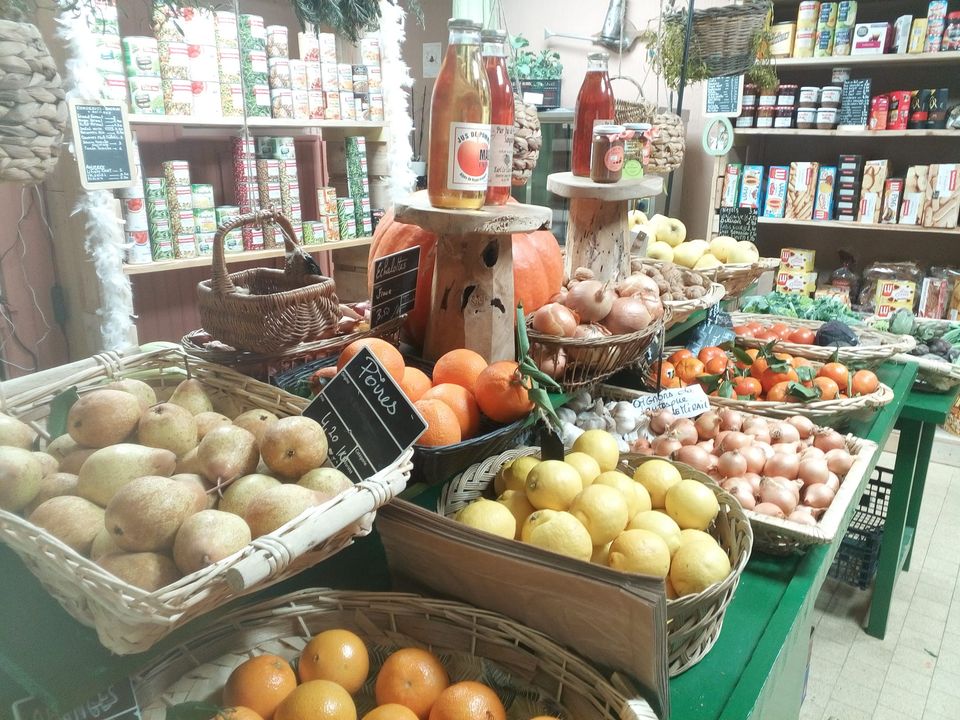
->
[799,86,820,108]
[774,106,794,128]
[777,84,798,107]
[758,87,778,107]
[622,122,651,178]
[943,11,960,51]
[590,124,625,183]
[755,105,776,128]
[816,107,838,129]
[736,106,756,128]
[820,86,842,108]
[796,107,816,129]
[742,83,758,107]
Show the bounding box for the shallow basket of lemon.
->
[440,448,753,676]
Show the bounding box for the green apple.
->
[649,214,687,247]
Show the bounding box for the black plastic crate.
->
[828,466,893,590]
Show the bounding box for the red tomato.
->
[733,325,755,337]
[788,327,816,345]
[769,323,792,340]
[754,328,779,342]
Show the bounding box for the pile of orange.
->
[217,629,558,720]
[650,345,880,403]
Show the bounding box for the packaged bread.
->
[786,162,819,220]
[922,164,960,229]
[899,165,929,225]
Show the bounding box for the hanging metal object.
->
[543,0,639,53]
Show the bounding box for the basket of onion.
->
[630,260,727,326]
[568,385,878,554]
[527,268,670,392]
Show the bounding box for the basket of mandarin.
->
[651,344,894,427]
[730,313,915,368]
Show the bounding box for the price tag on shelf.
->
[12,678,140,720]
[370,246,420,328]
[631,386,711,418]
[303,347,427,483]
[68,100,136,190]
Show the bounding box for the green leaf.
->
[516,303,530,358]
[717,381,734,398]
[795,365,815,383]
[166,702,224,720]
[767,356,792,374]
[698,373,722,393]
[528,387,561,429]
[761,339,779,357]
[731,345,755,365]
[46,386,79,441]
[786,381,820,401]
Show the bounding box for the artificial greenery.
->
[507,34,563,82]
[291,0,423,42]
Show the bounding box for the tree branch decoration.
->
[291,0,423,43]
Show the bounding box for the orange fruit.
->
[765,381,792,403]
[298,629,370,693]
[223,654,298,720]
[790,356,812,369]
[473,361,534,424]
[427,681,506,720]
[362,706,420,720]
[674,357,705,384]
[375,647,450,720]
[736,348,759,370]
[339,338,405,382]
[529,717,561,720]
[749,355,769,379]
[697,346,726,364]
[399,367,432,403]
[668,348,693,365]
[852,369,879,396]
[414,399,462,447]
[732,376,762,398]
[432,349,488,392]
[812,376,839,400]
[760,367,798,394]
[651,360,680,388]
[788,327,816,345]
[274,680,357,720]
[817,362,849,391]
[215,708,265,720]
[703,355,728,375]
[421,383,481,439]
[769,322,792,340]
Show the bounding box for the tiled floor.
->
[801,452,960,720]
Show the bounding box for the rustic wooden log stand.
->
[547,172,663,283]
[395,191,552,363]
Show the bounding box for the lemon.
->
[525,460,583,511]
[456,498,516,539]
[679,529,717,547]
[569,484,629,546]
[494,455,540,495]
[664,479,720,531]
[591,541,612,565]
[633,459,682,509]
[627,510,681,556]
[521,509,593,562]
[572,429,620,472]
[564,452,602,487]
[593,470,651,519]
[607,529,671,577]
[669,538,731,597]
[497,490,535,539]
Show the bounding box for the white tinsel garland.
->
[57,9,135,352]
[378,0,416,204]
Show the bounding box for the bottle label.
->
[447,121,490,191]
[604,145,624,172]
[488,123,514,187]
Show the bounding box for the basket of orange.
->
[132,588,653,720]
[651,344,894,426]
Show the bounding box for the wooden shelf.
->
[127,115,385,140]
[122,237,373,276]
[774,50,960,68]
[756,217,960,234]
[736,128,958,138]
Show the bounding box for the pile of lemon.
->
[456,430,731,599]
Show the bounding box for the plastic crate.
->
[827,466,893,590]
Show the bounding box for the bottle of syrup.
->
[572,52,615,178]
[481,29,514,205]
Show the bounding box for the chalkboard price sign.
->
[68,100,135,190]
[838,78,872,129]
[12,678,139,720]
[304,347,427,482]
[718,207,758,244]
[704,75,743,118]
[371,246,420,328]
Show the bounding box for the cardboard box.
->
[892,15,913,52]
[763,166,790,218]
[833,1,858,55]
[780,247,816,272]
[720,164,742,208]
[861,159,889,196]
[874,279,917,318]
[776,270,818,295]
[858,192,881,224]
[923,164,960,229]
[851,22,892,54]
[793,1,820,58]
[738,165,765,209]
[813,166,838,220]
[786,162,819,220]
[881,178,904,223]
[908,18,928,53]
[919,277,949,319]
[925,0,948,53]
[770,22,796,56]
[814,3,838,56]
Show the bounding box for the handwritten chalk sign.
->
[304,347,427,482]
[838,78,871,129]
[371,246,420,328]
[631,386,711,418]
[12,678,139,720]
[705,75,743,117]
[718,206,758,243]
[68,100,135,190]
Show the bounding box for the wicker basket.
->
[440,447,753,675]
[0,345,412,654]
[512,94,542,186]
[730,312,916,367]
[612,77,684,174]
[888,317,960,392]
[699,257,781,299]
[0,19,67,184]
[528,307,671,392]
[666,1,772,79]
[632,259,727,326]
[132,588,656,720]
[197,209,341,353]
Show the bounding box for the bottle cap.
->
[448,18,482,31]
[480,28,507,42]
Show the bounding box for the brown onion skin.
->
[718,431,751,453]
[770,422,801,445]
[800,447,825,462]
[669,418,699,446]
[743,472,762,492]
[718,450,748,478]
[803,483,836,509]
[695,411,721,440]
[739,445,767,474]
[673,445,713,473]
[825,448,855,476]
[824,472,840,493]
[697,439,716,453]
[721,477,757,510]
[798,457,829,487]
[648,409,674,435]
[603,296,652,334]
[718,409,744,432]
[617,273,661,299]
[787,415,816,440]
[759,478,799,514]
[788,507,819,525]
[564,280,615,322]
[764,452,800,481]
[532,303,579,337]
[652,436,682,457]
[754,502,786,518]
[813,429,845,453]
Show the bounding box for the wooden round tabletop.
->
[395,191,552,235]
[546,172,664,201]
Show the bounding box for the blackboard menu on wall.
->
[838,78,872,129]
[68,100,135,190]
[718,207,758,244]
[705,75,743,117]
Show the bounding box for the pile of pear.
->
[0,378,348,592]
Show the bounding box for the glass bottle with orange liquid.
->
[571,52,615,178]
[428,19,491,209]
[481,29,514,206]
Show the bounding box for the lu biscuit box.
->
[738,165,765,209]
[298,32,320,63]
[813,166,838,220]
[763,166,790,218]
[875,279,916,318]
[923,164,960,229]
[776,270,818,295]
[720,163,742,208]
[780,247,816,272]
[899,165,929,224]
[786,162,819,220]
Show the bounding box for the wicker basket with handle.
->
[612,76,684,175]
[197,209,341,353]
[666,0,772,79]
[699,257,781,299]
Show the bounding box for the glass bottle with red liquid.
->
[572,52,615,178]
[428,19,491,209]
[481,29,514,205]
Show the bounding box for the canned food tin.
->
[127,77,164,115]
[123,36,161,77]
[126,230,153,264]
[191,81,222,116]
[159,41,191,81]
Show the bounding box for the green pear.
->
[97,552,181,591]
[210,393,243,420]
[105,475,200,552]
[168,378,214,416]
[45,434,80,463]
[298,467,353,502]
[23,472,78,516]
[137,403,198,457]
[59,447,97,475]
[175,447,203,475]
[232,409,279,447]
[104,378,157,410]
[194,411,231,440]
[89,526,121,561]
[217,473,280,516]
[32,451,59,478]
[76,443,177,507]
[198,425,259,486]
[171,473,215,510]
[260,416,328,479]
[67,389,141,448]
[28,496,104,555]
[173,509,252,574]
[0,413,36,449]
[243,484,319,538]
[0,447,42,512]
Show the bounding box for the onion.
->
[695,411,721,440]
[532,303,579,336]
[770,422,801,444]
[798,458,829,487]
[825,448,855,476]
[651,436,682,457]
[631,437,651,450]
[718,450,748,478]
[759,477,799,514]
[788,508,819,526]
[564,280,615,322]
[602,296,652,334]
[617,273,661,299]
[803,483,836,509]
[718,409,744,432]
[668,418,699,446]
[533,345,567,379]
[548,288,568,304]
[749,430,772,446]
[721,477,757,509]
[714,430,729,450]
[706,454,719,473]
[813,429,845,453]
[632,445,655,456]
[697,438,715,453]
[753,441,775,460]
[739,444,767,474]
[800,447,825,462]
[754,502,786,518]
[787,415,816,440]
[773,440,802,454]
[743,472,762,492]
[648,409,674,435]
[741,417,768,435]
[764,452,800,480]
[718,431,750,452]
[572,322,612,341]
[674,445,713,473]
[824,472,840,493]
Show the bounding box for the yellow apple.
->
[727,240,760,264]
[708,236,738,263]
[646,240,675,262]
[694,253,723,270]
[672,242,706,268]
[649,214,687,247]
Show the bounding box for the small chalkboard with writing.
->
[838,78,872,129]
[304,347,427,482]
[371,246,420,328]
[68,100,135,190]
[12,678,139,720]
[704,75,743,117]
[718,207,758,244]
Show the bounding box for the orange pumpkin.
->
[368,206,564,346]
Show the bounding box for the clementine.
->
[732,376,762,398]
[414,399,462,447]
[812,376,839,400]
[362,705,420,720]
[338,339,405,382]
[399,367,433,403]
[223,654,297,720]
[760,367,798,394]
[427,681,506,720]
[474,361,534,424]
[273,680,357,720]
[421,383,481,439]
[765,381,792,403]
[851,369,879,396]
[432,349,488,391]
[298,628,370,693]
[668,348,693,365]
[375,647,450,720]
[674,357,705,385]
[817,362,850,391]
[215,708,264,720]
